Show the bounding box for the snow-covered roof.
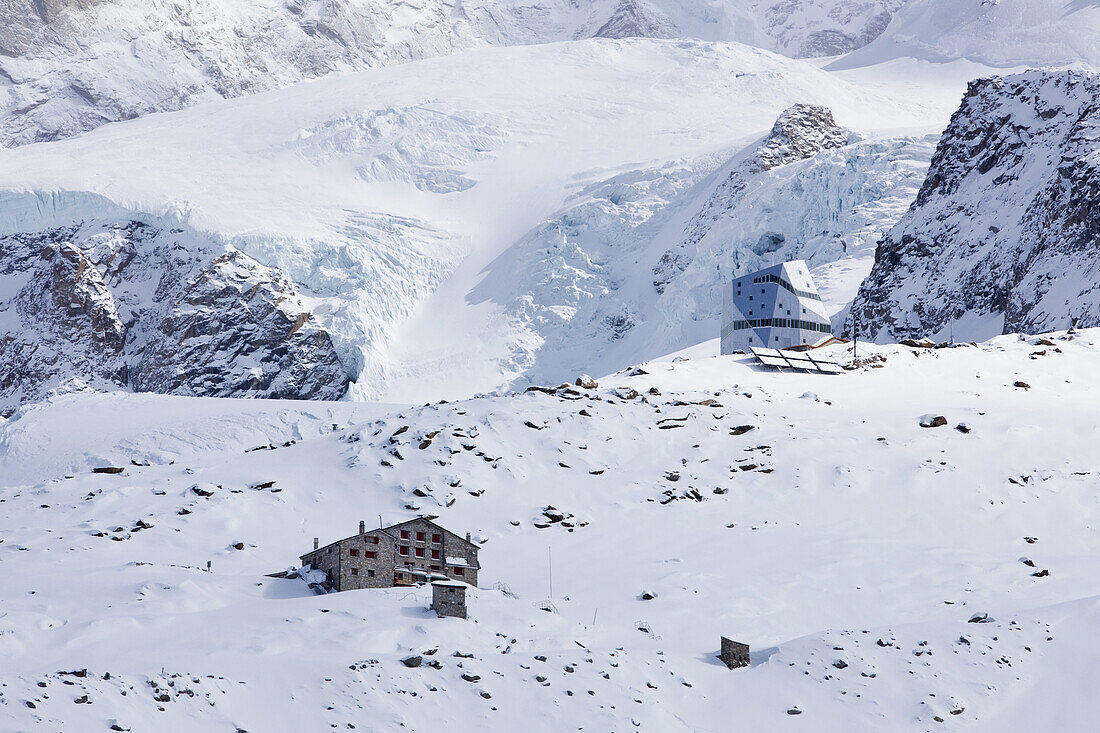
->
[432,580,468,589]
[445,556,470,567]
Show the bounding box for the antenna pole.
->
[852,314,858,361]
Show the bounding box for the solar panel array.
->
[749,347,844,374]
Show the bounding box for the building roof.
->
[300,515,479,561]
[432,580,468,589]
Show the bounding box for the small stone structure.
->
[432,581,468,619]
[719,637,750,669]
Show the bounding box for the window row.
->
[398,530,442,543]
[740,273,822,301]
[727,318,831,334]
[398,546,441,559]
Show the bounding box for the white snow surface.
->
[831,0,1100,70]
[0,39,962,402]
[2,332,1100,730]
[0,0,910,145]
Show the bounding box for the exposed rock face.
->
[781,1,905,58]
[849,70,1100,341]
[594,0,678,40]
[0,208,350,415]
[654,103,850,293]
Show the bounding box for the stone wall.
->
[385,518,480,587]
[300,518,480,591]
[432,584,467,619]
[719,637,750,669]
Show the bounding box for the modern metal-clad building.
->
[721,260,832,353]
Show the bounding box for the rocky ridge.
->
[0,196,350,415]
[849,70,1100,341]
[653,103,852,293]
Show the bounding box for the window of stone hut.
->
[365,551,376,559]
[454,567,465,576]
[399,546,409,556]
[349,549,359,557]
[432,534,441,543]
[431,549,440,559]
[366,536,379,545]
[400,530,409,539]
[351,568,358,576]
[415,548,425,558]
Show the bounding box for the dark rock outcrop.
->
[0,211,349,415]
[849,70,1100,341]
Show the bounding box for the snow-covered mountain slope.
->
[849,70,1100,343]
[0,0,909,146]
[0,39,948,406]
[0,191,349,416]
[3,331,1100,730]
[831,0,1100,70]
[427,107,935,395]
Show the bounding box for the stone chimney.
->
[313,537,319,550]
[466,532,471,542]
[359,520,366,534]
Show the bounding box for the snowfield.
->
[3,331,1100,730]
[0,38,960,403]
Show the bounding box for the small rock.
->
[919,414,948,428]
[968,613,989,623]
[575,375,598,389]
[1031,569,1049,577]
[832,660,848,669]
[461,673,481,682]
[787,707,802,715]
[1013,381,1031,390]
[729,425,755,436]
[92,466,124,474]
[231,542,245,550]
[955,423,971,433]
[640,591,657,601]
[401,655,422,668]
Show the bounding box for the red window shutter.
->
[454,567,465,576]
[431,549,440,559]
[415,548,424,558]
[416,532,425,541]
[365,551,375,559]
[431,565,441,571]
[432,534,441,543]
[400,530,409,539]
[399,546,409,556]
[349,549,358,557]
[373,536,379,544]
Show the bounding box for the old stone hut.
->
[299,516,480,591]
